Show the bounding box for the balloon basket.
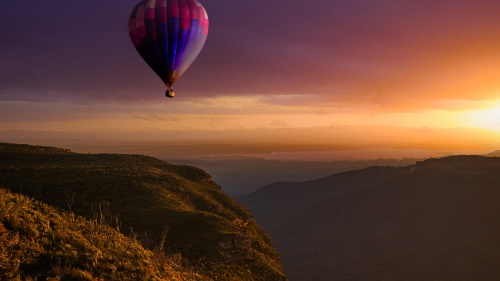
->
[166,90,175,98]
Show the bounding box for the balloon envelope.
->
[129,0,209,92]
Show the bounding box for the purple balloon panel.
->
[129,0,209,89]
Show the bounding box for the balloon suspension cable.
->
[166,87,175,98]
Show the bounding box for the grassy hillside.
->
[0,188,202,281]
[0,143,286,280]
[239,155,500,281]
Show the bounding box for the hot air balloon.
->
[129,0,209,98]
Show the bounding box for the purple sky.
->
[2,0,499,104]
[1,1,500,159]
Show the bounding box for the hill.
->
[166,158,420,196]
[0,143,286,281]
[487,150,500,157]
[238,155,500,281]
[0,188,202,280]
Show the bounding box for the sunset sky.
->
[1,1,500,159]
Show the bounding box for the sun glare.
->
[461,104,500,131]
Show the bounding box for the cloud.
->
[413,127,433,134]
[132,113,181,122]
[0,0,499,113]
[268,119,288,128]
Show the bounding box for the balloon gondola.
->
[166,88,175,98]
[128,0,209,98]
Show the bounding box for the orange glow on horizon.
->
[459,104,500,132]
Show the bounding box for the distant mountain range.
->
[0,143,286,281]
[238,155,500,281]
[487,150,500,157]
[166,158,421,196]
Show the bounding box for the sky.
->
[1,0,500,160]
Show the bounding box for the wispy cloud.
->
[2,1,500,158]
[1,1,499,108]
